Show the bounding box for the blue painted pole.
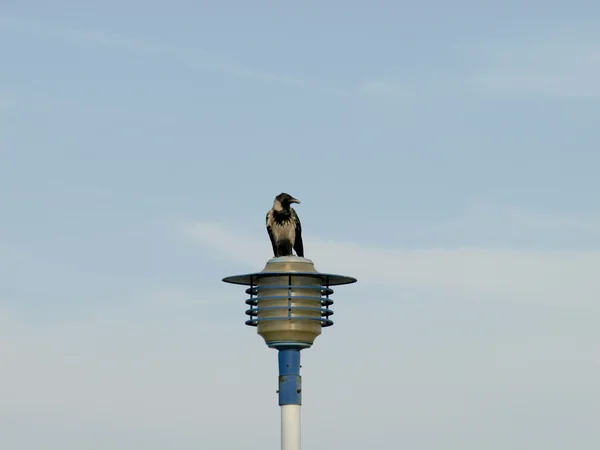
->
[278,348,302,405]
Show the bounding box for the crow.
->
[266,192,304,257]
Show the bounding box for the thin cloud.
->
[361,80,406,98]
[0,96,9,111]
[434,199,600,235]
[0,15,307,88]
[0,16,408,100]
[180,220,600,306]
[502,208,600,232]
[474,71,600,99]
[469,31,600,99]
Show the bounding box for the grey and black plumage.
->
[266,193,304,257]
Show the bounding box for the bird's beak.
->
[290,198,301,204]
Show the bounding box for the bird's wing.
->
[292,209,304,257]
[266,211,278,256]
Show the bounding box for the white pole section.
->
[281,404,301,450]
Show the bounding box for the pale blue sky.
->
[1,3,599,450]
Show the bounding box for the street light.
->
[223,256,357,450]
